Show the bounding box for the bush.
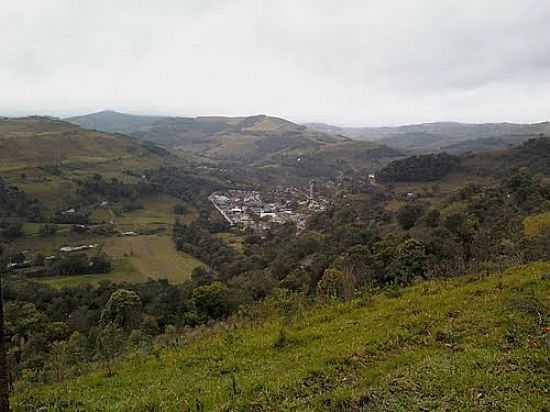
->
[317,269,355,301]
[396,204,425,230]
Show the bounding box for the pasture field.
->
[115,195,180,226]
[523,211,550,238]
[37,258,146,288]
[102,235,203,283]
[36,234,204,288]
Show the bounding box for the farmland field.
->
[37,235,204,288]
[523,211,550,238]
[37,258,146,288]
[102,235,204,283]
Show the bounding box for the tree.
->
[48,341,70,382]
[174,204,187,215]
[95,323,124,377]
[388,239,428,284]
[378,153,460,182]
[396,204,425,230]
[333,245,376,287]
[316,268,355,301]
[191,266,216,287]
[192,282,231,319]
[100,289,143,331]
[0,222,22,240]
[280,268,311,294]
[424,209,441,228]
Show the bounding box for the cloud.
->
[1,0,549,125]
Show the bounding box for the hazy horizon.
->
[3,108,549,130]
[2,1,550,126]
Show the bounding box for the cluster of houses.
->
[209,187,329,233]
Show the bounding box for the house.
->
[59,244,97,253]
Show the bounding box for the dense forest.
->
[377,152,460,182]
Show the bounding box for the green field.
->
[35,235,204,288]
[102,235,203,283]
[523,211,550,238]
[13,262,550,411]
[37,258,146,288]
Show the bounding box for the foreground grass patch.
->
[13,262,550,411]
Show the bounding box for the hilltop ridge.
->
[306,120,550,154]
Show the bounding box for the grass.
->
[21,223,44,236]
[523,211,550,238]
[29,234,204,287]
[115,196,179,226]
[36,235,204,287]
[215,232,245,253]
[13,262,550,411]
[0,117,172,208]
[102,235,204,283]
[37,258,146,288]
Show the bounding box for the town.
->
[209,183,330,233]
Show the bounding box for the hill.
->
[68,111,354,163]
[13,262,550,411]
[440,134,537,155]
[65,110,165,135]
[0,116,173,207]
[462,136,550,177]
[0,116,170,173]
[306,121,550,154]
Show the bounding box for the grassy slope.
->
[0,117,169,205]
[13,262,550,411]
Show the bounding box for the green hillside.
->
[0,117,171,204]
[67,111,359,164]
[12,262,550,411]
[0,117,212,286]
[0,117,167,171]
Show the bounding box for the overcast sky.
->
[2,0,550,126]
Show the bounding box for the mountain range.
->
[306,121,550,154]
[67,111,347,162]
[67,111,405,170]
[68,111,550,156]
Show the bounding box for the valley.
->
[2,113,550,412]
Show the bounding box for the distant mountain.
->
[463,136,550,177]
[305,121,550,153]
[441,134,538,155]
[67,111,354,163]
[67,110,165,135]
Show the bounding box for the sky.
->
[2,0,550,126]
